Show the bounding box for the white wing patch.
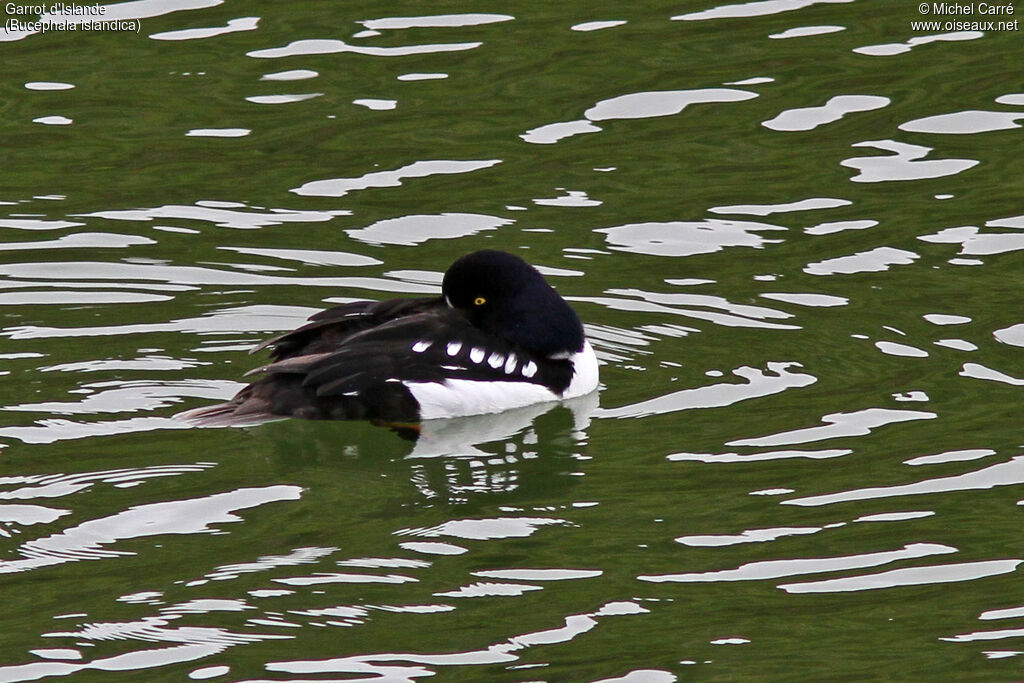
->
[412,340,432,353]
[487,352,505,369]
[469,346,486,364]
[504,354,518,374]
[521,360,538,378]
[446,341,463,356]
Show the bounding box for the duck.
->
[178,249,599,426]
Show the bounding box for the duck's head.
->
[442,250,585,356]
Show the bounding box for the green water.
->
[1,1,1023,680]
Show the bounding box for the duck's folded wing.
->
[251,297,441,359]
[251,308,575,398]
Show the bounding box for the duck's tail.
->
[174,401,283,428]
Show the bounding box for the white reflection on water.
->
[853,30,982,57]
[960,363,1024,386]
[903,448,996,466]
[571,20,627,32]
[24,81,75,90]
[980,605,1024,620]
[586,89,757,120]
[0,641,263,681]
[0,218,84,230]
[760,292,848,307]
[763,95,889,131]
[841,140,978,182]
[668,448,851,463]
[919,224,1024,256]
[3,304,318,340]
[353,98,397,110]
[676,526,823,547]
[359,13,514,30]
[784,455,1024,507]
[729,407,935,447]
[0,262,438,292]
[473,568,601,581]
[399,541,467,555]
[598,362,815,419]
[0,291,172,306]
[711,197,850,215]
[994,323,1024,347]
[0,232,154,251]
[251,93,324,105]
[338,557,431,569]
[533,189,601,207]
[597,219,786,257]
[523,88,757,144]
[0,416,192,444]
[397,72,448,81]
[345,213,513,246]
[639,542,955,583]
[185,128,251,137]
[769,25,845,39]
[676,509,940,550]
[162,599,253,614]
[0,463,214,503]
[261,69,318,81]
[804,246,919,275]
[900,110,1024,135]
[4,379,238,415]
[781,559,1021,594]
[924,313,972,325]
[853,511,934,523]
[523,120,603,144]
[202,547,339,582]
[875,340,929,358]
[945,626,1024,643]
[150,16,258,41]
[934,338,977,351]
[803,219,878,235]
[265,600,647,677]
[33,115,73,125]
[273,572,418,586]
[435,581,543,598]
[247,38,482,59]
[673,0,853,21]
[407,400,560,459]
[291,159,501,197]
[398,517,568,540]
[0,485,300,574]
[217,246,381,267]
[81,202,348,229]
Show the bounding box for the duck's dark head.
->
[442,250,585,356]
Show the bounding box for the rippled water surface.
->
[2,1,1023,680]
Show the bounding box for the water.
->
[1,0,1023,680]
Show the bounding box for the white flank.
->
[405,341,599,419]
[407,379,558,419]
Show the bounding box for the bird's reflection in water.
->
[241,391,599,506]
[404,391,598,503]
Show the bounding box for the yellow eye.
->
[474,296,486,306]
